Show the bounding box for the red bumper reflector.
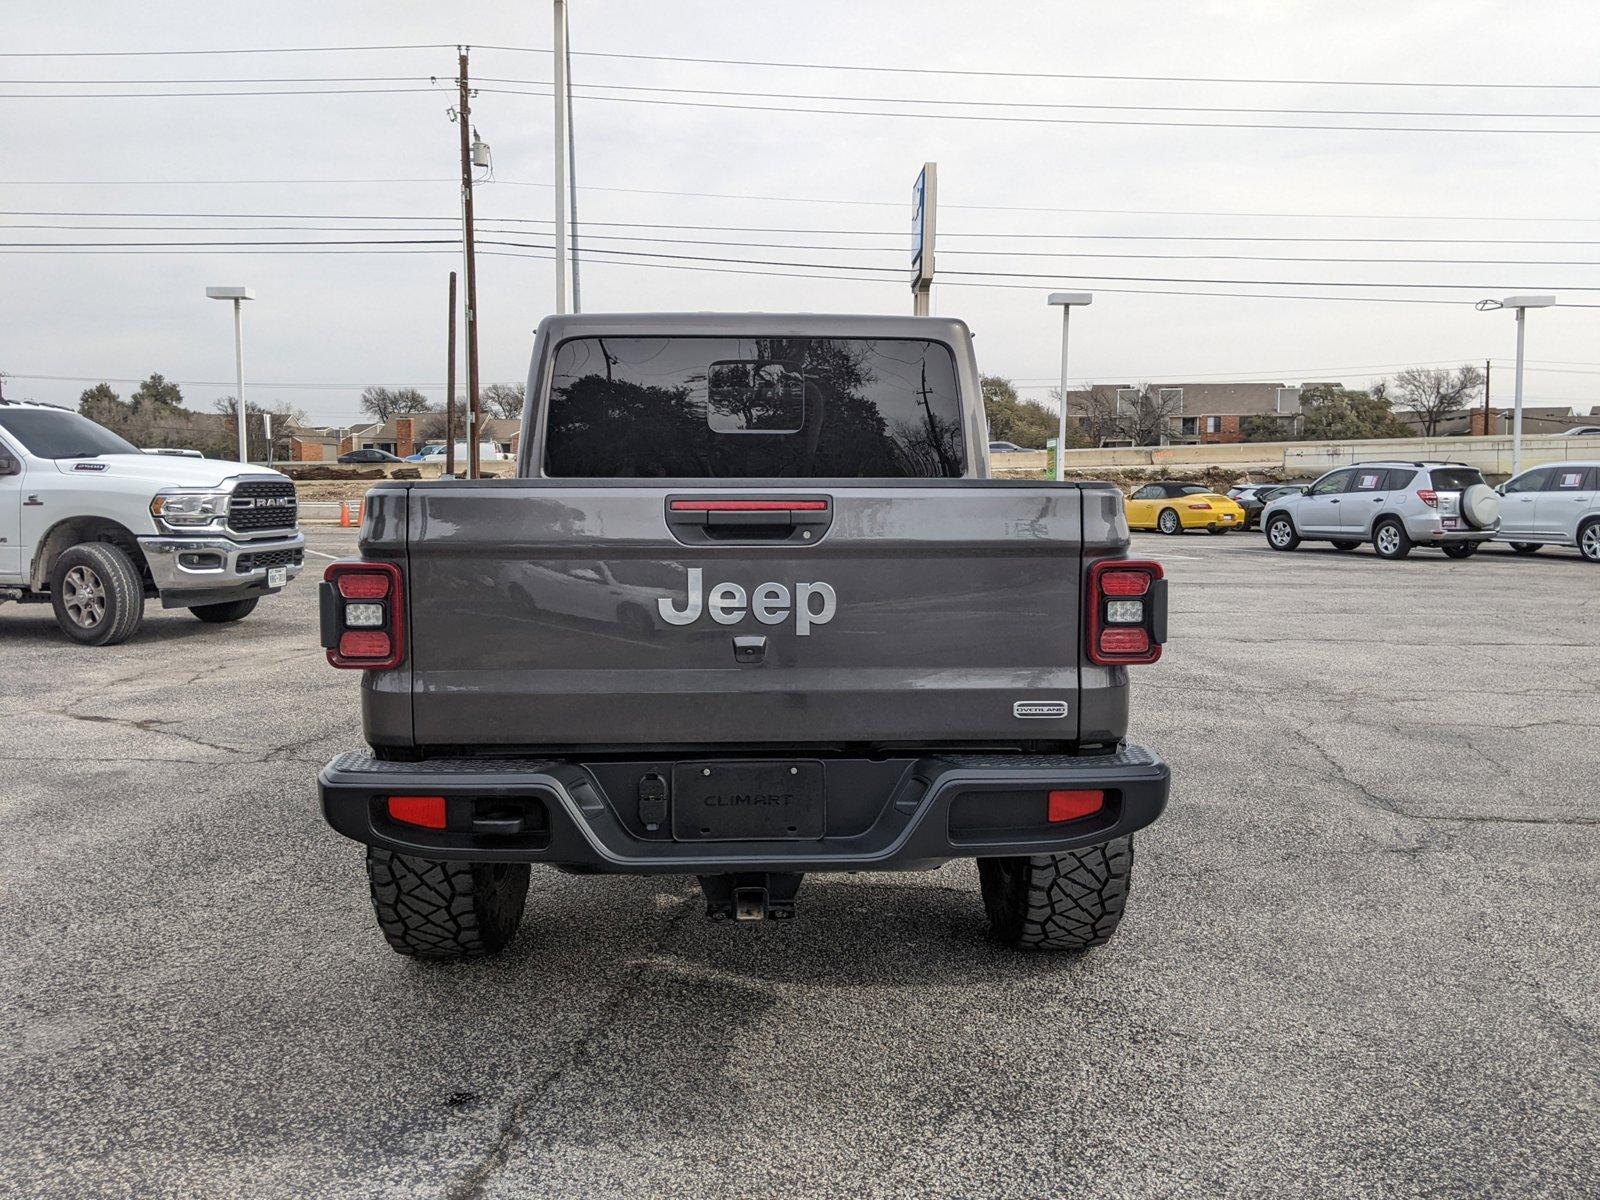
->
[669,499,829,512]
[336,572,391,600]
[387,795,447,829]
[338,630,392,659]
[1098,627,1150,656]
[1048,789,1105,823]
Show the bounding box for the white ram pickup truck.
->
[0,399,304,645]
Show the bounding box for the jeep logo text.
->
[659,567,836,635]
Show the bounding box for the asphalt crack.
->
[48,709,246,757]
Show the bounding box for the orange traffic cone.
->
[339,500,352,527]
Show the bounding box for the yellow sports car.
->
[1125,481,1247,534]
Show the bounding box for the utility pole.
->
[553,0,571,315]
[566,20,581,313]
[1482,358,1491,435]
[446,270,458,477]
[457,47,482,479]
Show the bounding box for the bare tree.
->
[1392,365,1484,436]
[1057,383,1124,446]
[479,382,526,421]
[359,386,433,423]
[1116,383,1185,446]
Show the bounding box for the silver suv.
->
[1262,461,1501,560]
[1494,461,1600,562]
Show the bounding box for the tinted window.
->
[543,336,966,478]
[1384,468,1417,490]
[0,408,138,458]
[1430,467,1485,491]
[1309,469,1353,496]
[1546,467,1596,491]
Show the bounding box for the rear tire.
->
[365,849,530,960]
[1265,514,1299,552]
[189,597,259,623]
[49,542,145,646]
[1580,519,1600,564]
[1207,525,1229,535]
[1442,542,1479,560]
[979,837,1133,951]
[1157,508,1182,535]
[1509,543,1541,555]
[1331,540,1360,552]
[1373,519,1412,560]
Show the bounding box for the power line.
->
[477,85,1600,135]
[477,45,1600,92]
[0,44,450,58]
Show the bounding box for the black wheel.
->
[1265,514,1300,552]
[1156,508,1182,535]
[1373,519,1412,560]
[365,848,530,960]
[979,837,1133,951]
[188,597,259,623]
[49,542,145,646]
[1442,542,1478,560]
[1580,519,1600,564]
[1509,543,1541,555]
[1331,540,1360,552]
[1207,524,1229,535]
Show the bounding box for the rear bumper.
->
[1399,513,1497,542]
[319,746,1171,872]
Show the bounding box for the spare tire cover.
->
[1461,482,1501,529]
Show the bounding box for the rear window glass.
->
[1179,485,1210,495]
[1384,468,1417,489]
[543,336,966,478]
[1430,467,1485,491]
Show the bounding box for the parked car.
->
[0,399,303,645]
[1232,480,1313,529]
[338,448,405,464]
[402,443,445,463]
[1494,461,1599,561]
[317,313,1172,959]
[413,441,513,465]
[1555,426,1600,437]
[988,440,1023,454]
[1125,481,1247,534]
[1262,462,1500,559]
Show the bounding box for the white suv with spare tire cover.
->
[1494,461,1600,562]
[0,399,304,645]
[1261,461,1500,560]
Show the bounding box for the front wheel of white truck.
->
[365,848,530,960]
[978,837,1133,951]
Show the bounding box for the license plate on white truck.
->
[268,566,288,588]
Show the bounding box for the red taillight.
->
[1099,569,1151,597]
[1417,489,1438,508]
[1048,789,1105,823]
[337,572,391,599]
[1098,627,1150,655]
[339,630,392,659]
[669,499,829,512]
[1087,558,1165,666]
[324,561,405,669]
[387,795,446,829]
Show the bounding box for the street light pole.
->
[1047,292,1093,482]
[553,0,570,315]
[1476,293,1555,479]
[206,286,255,463]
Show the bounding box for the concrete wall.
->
[1056,434,1590,477]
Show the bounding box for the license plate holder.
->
[672,760,825,841]
[267,566,288,588]
[1442,518,1459,531]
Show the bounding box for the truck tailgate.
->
[401,482,1087,747]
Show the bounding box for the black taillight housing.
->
[321,561,406,669]
[1086,559,1167,666]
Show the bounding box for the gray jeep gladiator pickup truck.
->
[318,314,1171,959]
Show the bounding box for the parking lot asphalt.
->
[2,527,1597,1199]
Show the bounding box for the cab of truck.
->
[319,314,1170,960]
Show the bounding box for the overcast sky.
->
[2,0,1596,424]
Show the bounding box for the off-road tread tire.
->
[365,849,530,960]
[979,836,1133,952]
[50,542,145,646]
[189,597,259,623]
